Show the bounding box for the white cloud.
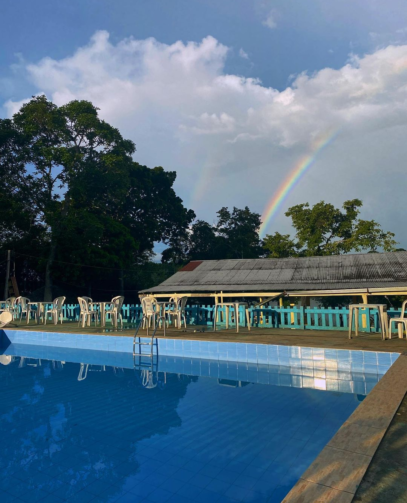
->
[239,48,249,60]
[4,31,407,246]
[180,112,236,135]
[262,10,277,29]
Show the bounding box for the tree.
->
[263,199,397,258]
[263,232,299,258]
[215,206,262,259]
[162,206,263,263]
[161,219,220,264]
[0,97,137,299]
[0,96,194,299]
[188,220,220,261]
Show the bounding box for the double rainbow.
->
[259,130,339,238]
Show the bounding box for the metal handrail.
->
[133,314,165,357]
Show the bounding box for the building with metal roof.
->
[140,251,407,299]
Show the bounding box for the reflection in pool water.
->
[0,345,388,503]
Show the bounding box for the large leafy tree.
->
[162,206,263,263]
[264,199,397,258]
[188,220,220,261]
[215,206,262,259]
[0,97,137,299]
[0,96,194,299]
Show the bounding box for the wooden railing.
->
[58,304,404,334]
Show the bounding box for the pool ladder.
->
[132,314,164,366]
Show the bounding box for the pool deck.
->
[3,321,407,503]
[353,392,407,503]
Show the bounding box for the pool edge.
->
[282,352,407,503]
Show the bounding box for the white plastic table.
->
[213,302,251,333]
[150,301,175,333]
[348,304,388,340]
[27,302,50,324]
[90,302,113,328]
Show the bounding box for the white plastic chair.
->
[105,296,124,328]
[15,296,31,322]
[388,300,407,339]
[45,296,66,325]
[141,297,158,329]
[4,297,17,318]
[77,363,106,381]
[0,355,13,365]
[0,311,13,328]
[166,296,188,329]
[82,297,100,321]
[78,363,89,381]
[81,296,93,308]
[78,297,98,327]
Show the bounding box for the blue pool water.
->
[0,343,394,503]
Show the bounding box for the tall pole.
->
[4,250,11,299]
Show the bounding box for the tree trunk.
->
[44,241,56,301]
[119,269,124,297]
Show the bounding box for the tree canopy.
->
[263,199,397,258]
[162,206,262,263]
[0,96,194,300]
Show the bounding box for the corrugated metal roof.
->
[140,251,407,293]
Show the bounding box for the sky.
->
[2,0,407,251]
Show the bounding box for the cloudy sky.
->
[2,0,407,250]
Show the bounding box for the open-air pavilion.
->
[140,251,407,335]
[141,251,407,303]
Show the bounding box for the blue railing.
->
[53,304,405,334]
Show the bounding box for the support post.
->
[120,269,124,297]
[3,250,11,300]
[361,293,368,329]
[290,303,295,325]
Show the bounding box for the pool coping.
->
[282,351,407,503]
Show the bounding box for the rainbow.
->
[259,130,339,238]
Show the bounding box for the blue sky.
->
[2,0,407,250]
[3,0,407,96]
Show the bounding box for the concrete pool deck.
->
[354,391,407,503]
[3,321,407,502]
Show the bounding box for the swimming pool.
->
[0,339,397,503]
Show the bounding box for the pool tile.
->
[193,488,223,502]
[205,478,230,494]
[172,469,196,482]
[148,487,174,502]
[216,469,240,485]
